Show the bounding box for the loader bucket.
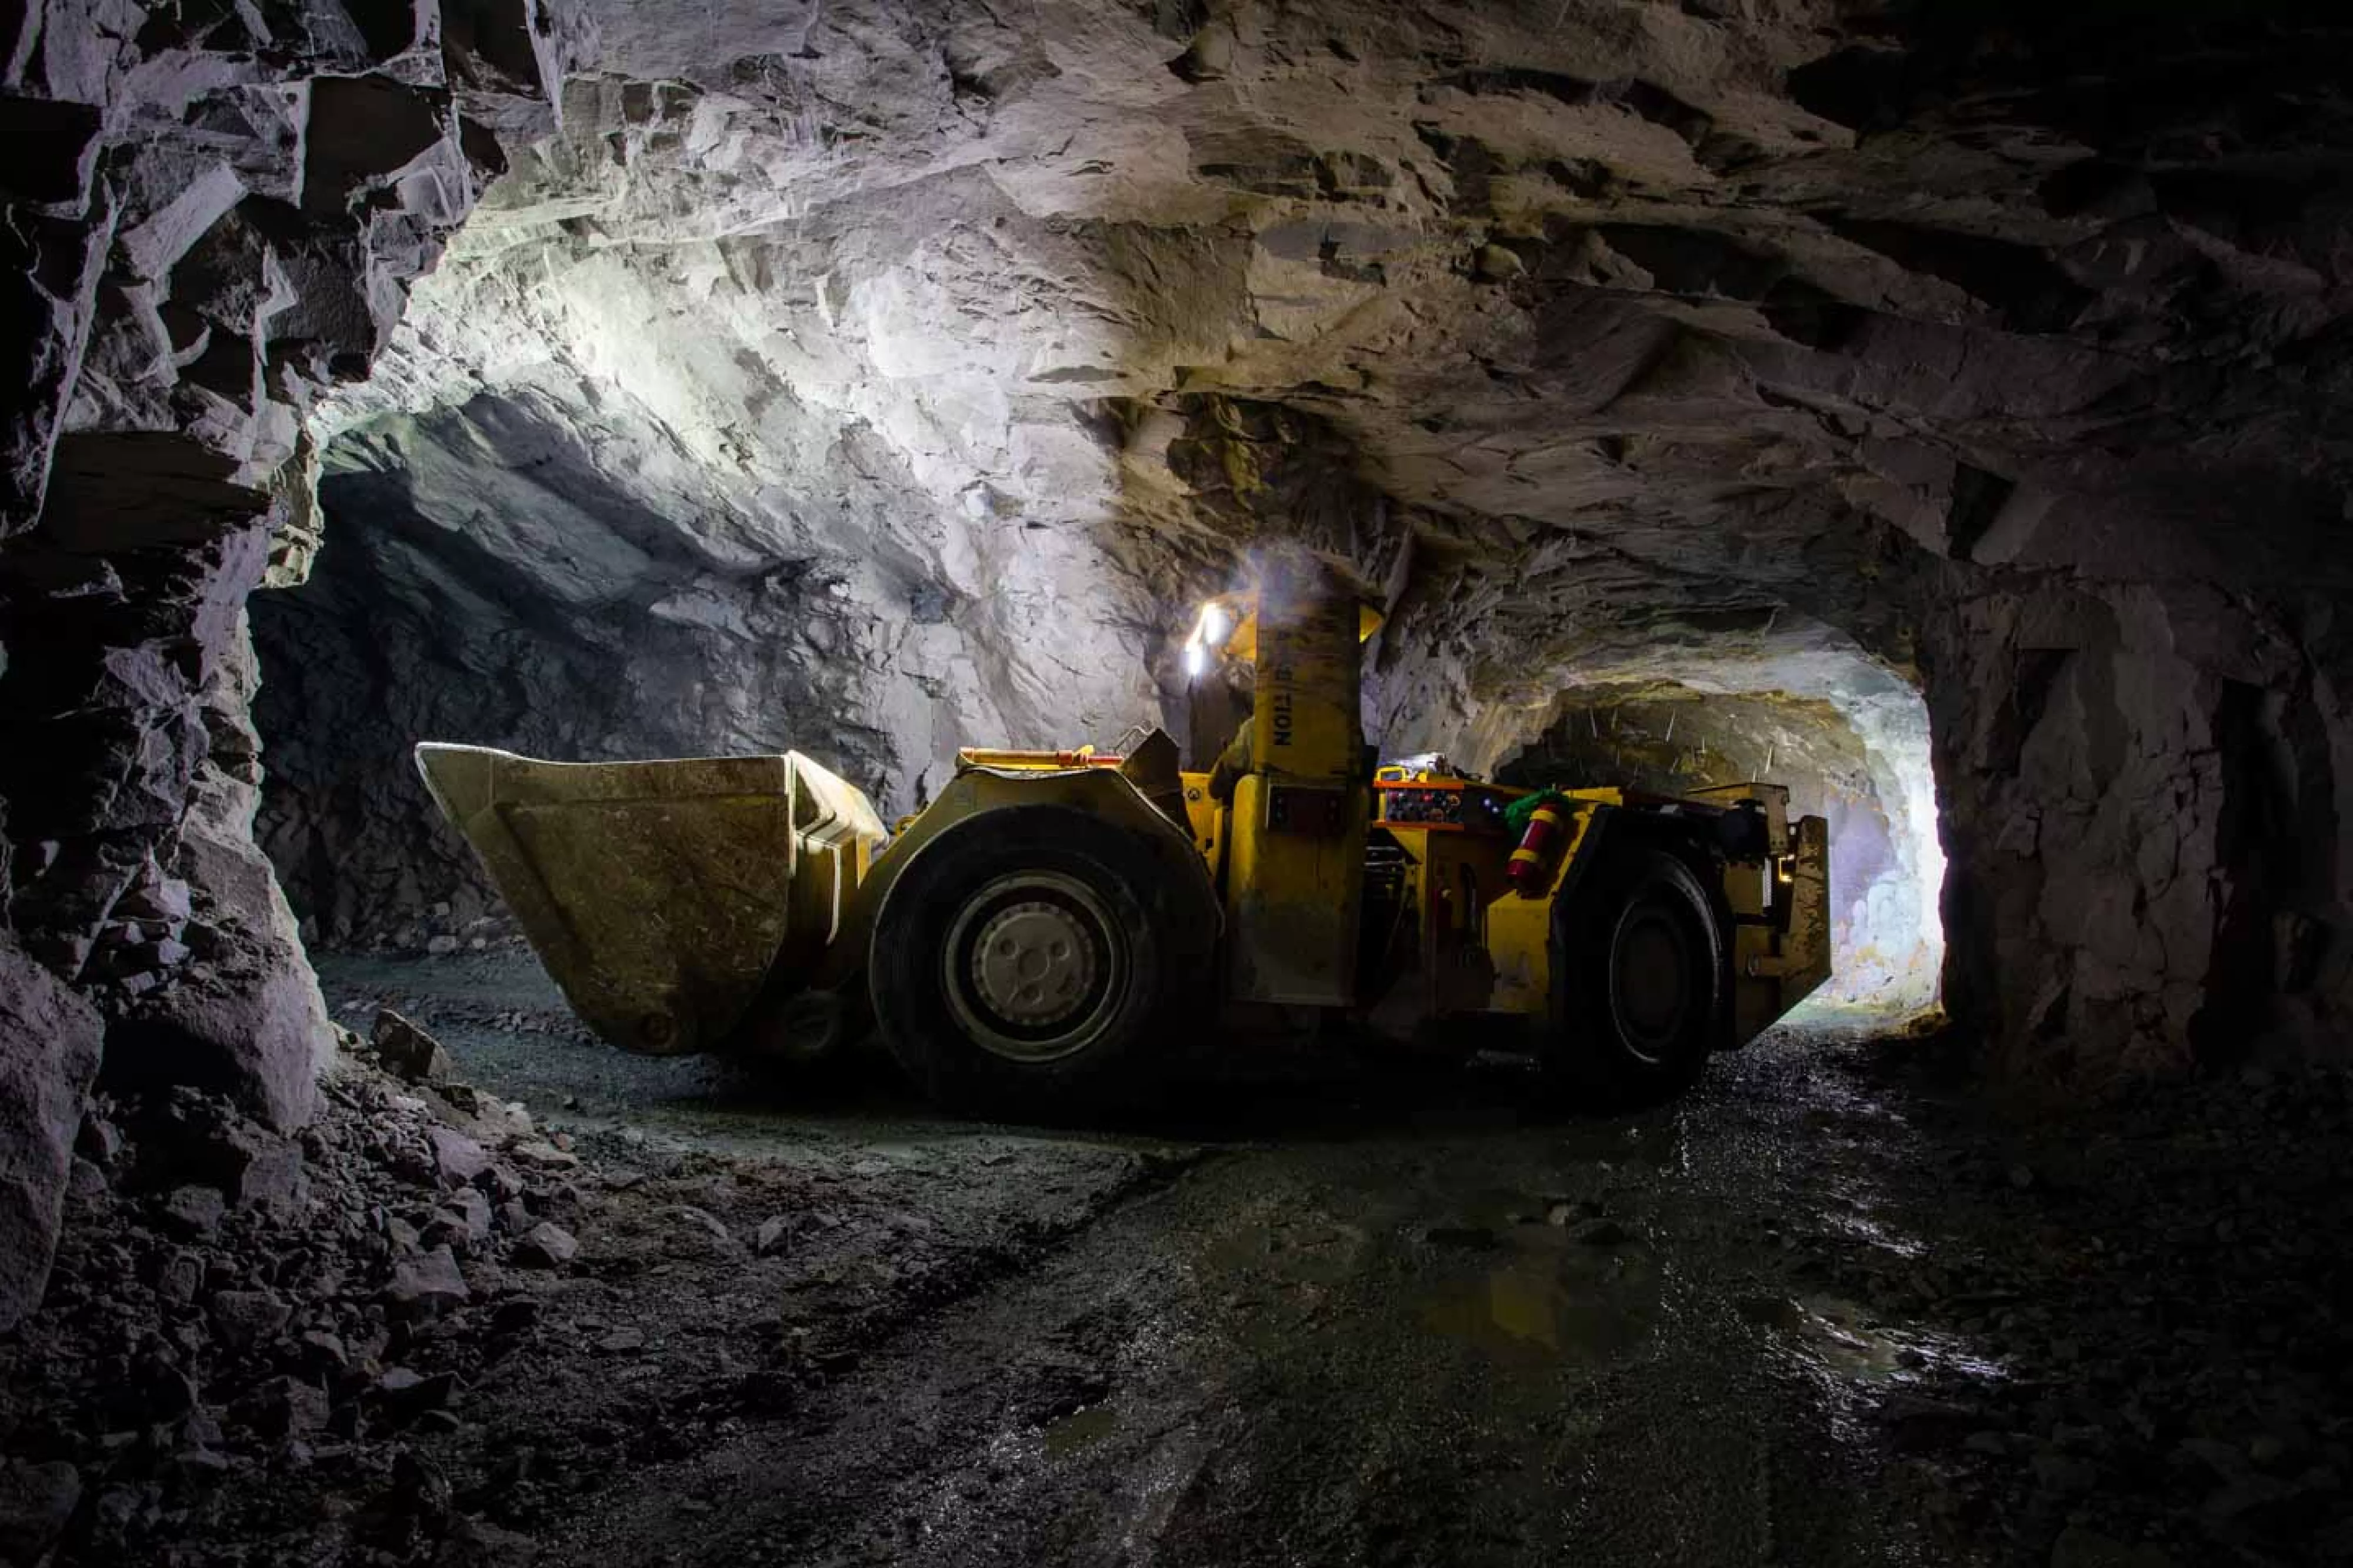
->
[413,743,886,1057]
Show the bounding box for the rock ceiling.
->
[295,0,2353,745]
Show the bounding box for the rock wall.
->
[1924,575,2353,1082]
[0,0,589,1325]
[251,401,1172,946]
[0,936,101,1330]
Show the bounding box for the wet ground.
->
[288,953,2352,1568]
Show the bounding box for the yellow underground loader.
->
[414,556,1831,1115]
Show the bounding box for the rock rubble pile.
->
[0,1003,1165,1566]
[0,1017,601,1564]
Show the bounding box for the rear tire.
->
[1547,844,1724,1107]
[868,807,1208,1118]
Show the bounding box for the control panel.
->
[1372,776,1511,833]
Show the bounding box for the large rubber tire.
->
[1547,844,1725,1107]
[868,807,1207,1118]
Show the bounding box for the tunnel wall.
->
[0,0,594,1327]
[1921,573,2352,1081]
[249,404,1168,949]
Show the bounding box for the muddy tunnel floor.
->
[0,953,2343,1567]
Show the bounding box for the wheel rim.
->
[942,872,1126,1063]
[1609,897,1694,1067]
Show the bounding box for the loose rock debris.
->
[1822,1056,2353,1568]
[0,1015,1165,1566]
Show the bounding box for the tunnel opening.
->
[1490,672,1945,1024]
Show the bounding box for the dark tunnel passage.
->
[3,2,2352,1565]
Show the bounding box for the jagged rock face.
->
[1,0,588,979]
[1925,580,2353,1079]
[0,935,102,1331]
[0,2,591,1315]
[251,0,2353,1082]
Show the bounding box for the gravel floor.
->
[3,952,2342,1567]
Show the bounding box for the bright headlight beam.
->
[1182,642,1207,678]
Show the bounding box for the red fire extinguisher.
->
[1507,795,1568,896]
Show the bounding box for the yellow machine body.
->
[835,730,1212,980]
[416,558,1832,1076]
[1224,555,1369,1006]
[1345,772,1831,1039]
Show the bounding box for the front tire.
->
[868,807,1208,1117]
[1547,843,1724,1107]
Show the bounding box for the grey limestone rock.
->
[0,936,104,1329]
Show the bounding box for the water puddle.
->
[1043,1402,1120,1458]
[1418,1225,1660,1362]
